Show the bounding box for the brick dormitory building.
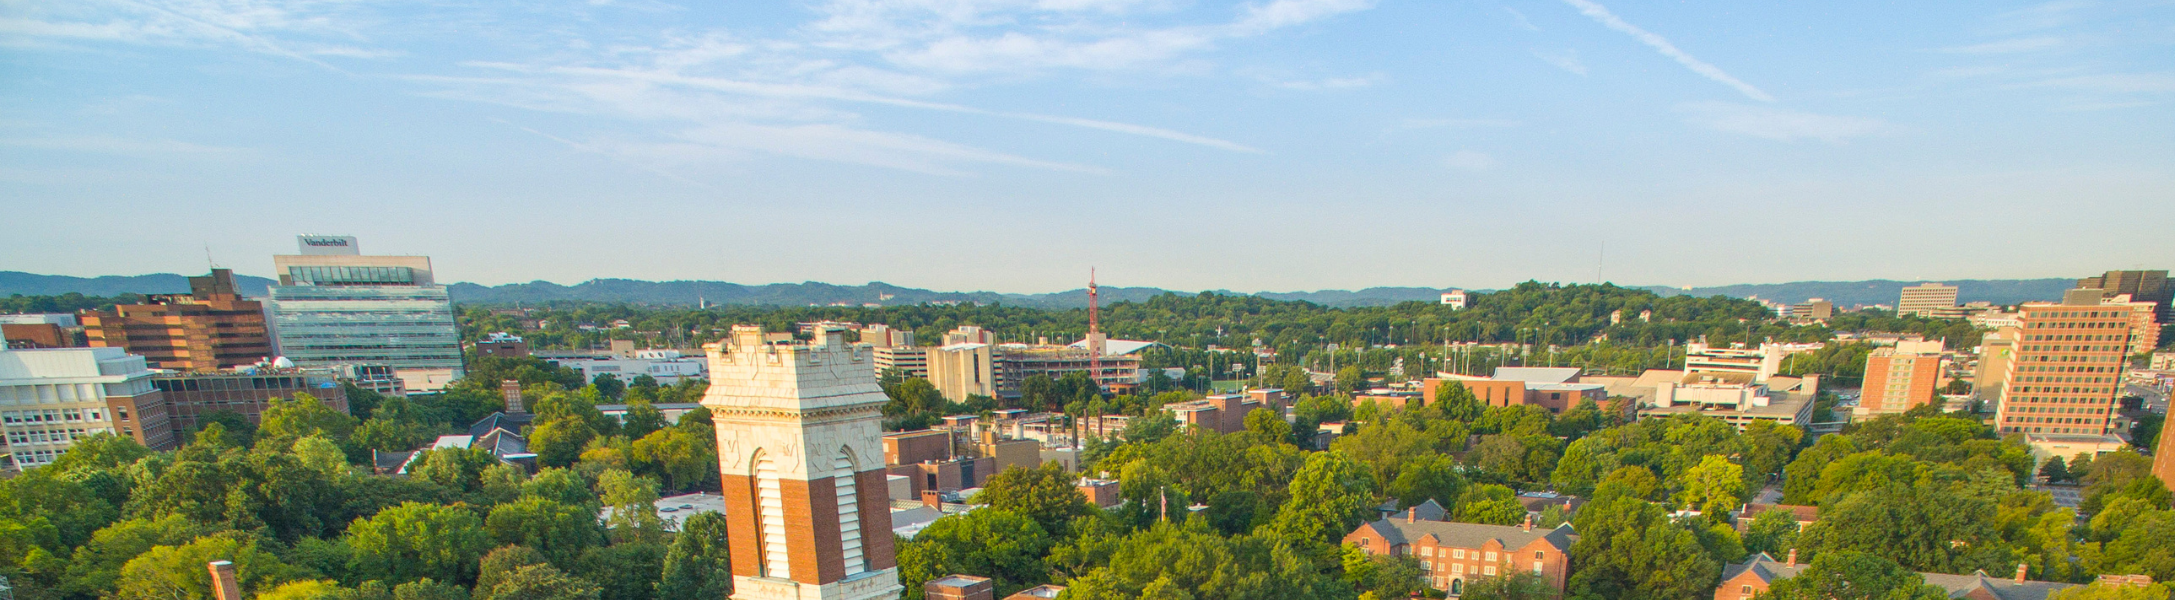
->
[1714,551,2155,600]
[1342,500,2158,599]
[1343,506,1575,596]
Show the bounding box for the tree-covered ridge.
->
[0,292,145,315]
[457,282,1985,369]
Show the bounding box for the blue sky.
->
[3,0,2172,293]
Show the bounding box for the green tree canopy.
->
[344,502,492,586]
[976,463,1094,537]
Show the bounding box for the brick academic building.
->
[79,269,272,372]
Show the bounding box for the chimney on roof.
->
[1522,513,1533,532]
[922,489,943,510]
[1407,508,1416,524]
[2015,563,2028,584]
[502,380,525,415]
[1786,549,1797,568]
[208,561,242,600]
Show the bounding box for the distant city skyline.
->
[4,1,2171,292]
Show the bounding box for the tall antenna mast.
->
[1088,268,1102,392]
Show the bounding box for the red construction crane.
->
[1088,268,1102,392]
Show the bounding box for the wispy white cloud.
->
[1400,118,1519,129]
[1678,102,1889,143]
[493,119,719,188]
[1942,36,2062,54]
[1503,7,1540,31]
[812,0,1373,75]
[0,135,247,156]
[1242,68,1385,91]
[1533,49,1586,75]
[1231,0,1374,35]
[13,0,1356,174]
[1561,0,1774,102]
[447,61,1262,153]
[1982,0,2093,35]
[2028,72,2175,94]
[2052,100,2156,111]
[0,0,386,70]
[1444,150,1498,170]
[671,121,1112,176]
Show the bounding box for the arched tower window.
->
[835,448,867,576]
[751,450,791,579]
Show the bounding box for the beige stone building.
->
[1898,283,1960,317]
[1973,328,2020,405]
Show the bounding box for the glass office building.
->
[266,285,461,370]
[266,236,464,384]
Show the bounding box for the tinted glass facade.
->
[267,285,463,372]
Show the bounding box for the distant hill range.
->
[1,271,2080,309]
[0,271,279,297]
[442,281,1477,309]
[1640,279,2078,309]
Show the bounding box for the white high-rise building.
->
[1898,283,1960,317]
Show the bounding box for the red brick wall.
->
[1341,526,1394,556]
[1714,570,1770,600]
[857,469,898,571]
[720,473,762,577]
[1424,379,1528,408]
[1466,381,1527,407]
[779,478,831,585]
[886,431,952,465]
[794,477,842,584]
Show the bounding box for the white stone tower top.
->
[702,325,887,413]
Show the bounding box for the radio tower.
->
[1087,268,1103,392]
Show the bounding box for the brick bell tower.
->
[703,325,901,600]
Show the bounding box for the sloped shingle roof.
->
[1361,518,1575,553]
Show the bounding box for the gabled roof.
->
[1721,554,2081,600]
[473,428,528,457]
[1358,518,1575,553]
[1920,572,2077,600]
[1373,499,1450,522]
[372,450,414,471]
[469,411,534,437]
[1720,552,1807,585]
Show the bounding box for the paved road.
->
[2127,382,2168,413]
